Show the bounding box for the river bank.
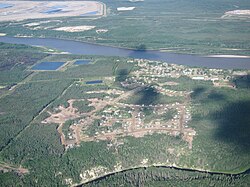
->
[0,36,250,70]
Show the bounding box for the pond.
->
[86,80,103,84]
[0,3,13,9]
[81,11,99,16]
[42,6,67,14]
[32,62,65,70]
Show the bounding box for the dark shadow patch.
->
[207,91,225,101]
[135,44,147,51]
[190,87,207,100]
[135,86,160,106]
[233,75,250,89]
[115,68,129,82]
[128,44,160,60]
[211,100,250,152]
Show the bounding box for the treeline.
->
[85,167,250,187]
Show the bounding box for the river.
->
[0,36,250,69]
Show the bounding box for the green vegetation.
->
[160,76,213,91]
[85,119,101,136]
[0,172,26,187]
[142,108,177,123]
[112,122,123,130]
[72,100,94,113]
[161,109,178,121]
[187,86,250,172]
[0,80,71,150]
[142,107,154,123]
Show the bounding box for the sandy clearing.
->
[206,55,250,58]
[225,10,250,16]
[96,29,108,34]
[42,99,83,124]
[0,33,6,36]
[0,163,29,174]
[222,10,250,18]
[25,22,41,27]
[25,20,63,28]
[117,7,135,11]
[53,26,96,32]
[0,1,105,22]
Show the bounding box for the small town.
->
[42,58,247,151]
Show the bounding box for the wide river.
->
[1,36,250,69]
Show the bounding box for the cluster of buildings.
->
[131,59,235,88]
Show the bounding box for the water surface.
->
[32,61,65,70]
[81,11,99,16]
[0,36,249,69]
[0,3,13,9]
[42,5,67,14]
[86,80,103,84]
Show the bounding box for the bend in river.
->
[0,36,250,69]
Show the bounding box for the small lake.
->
[74,60,91,65]
[43,9,63,14]
[81,11,99,16]
[32,62,65,70]
[0,3,13,9]
[86,80,103,84]
[0,36,249,69]
[42,6,67,14]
